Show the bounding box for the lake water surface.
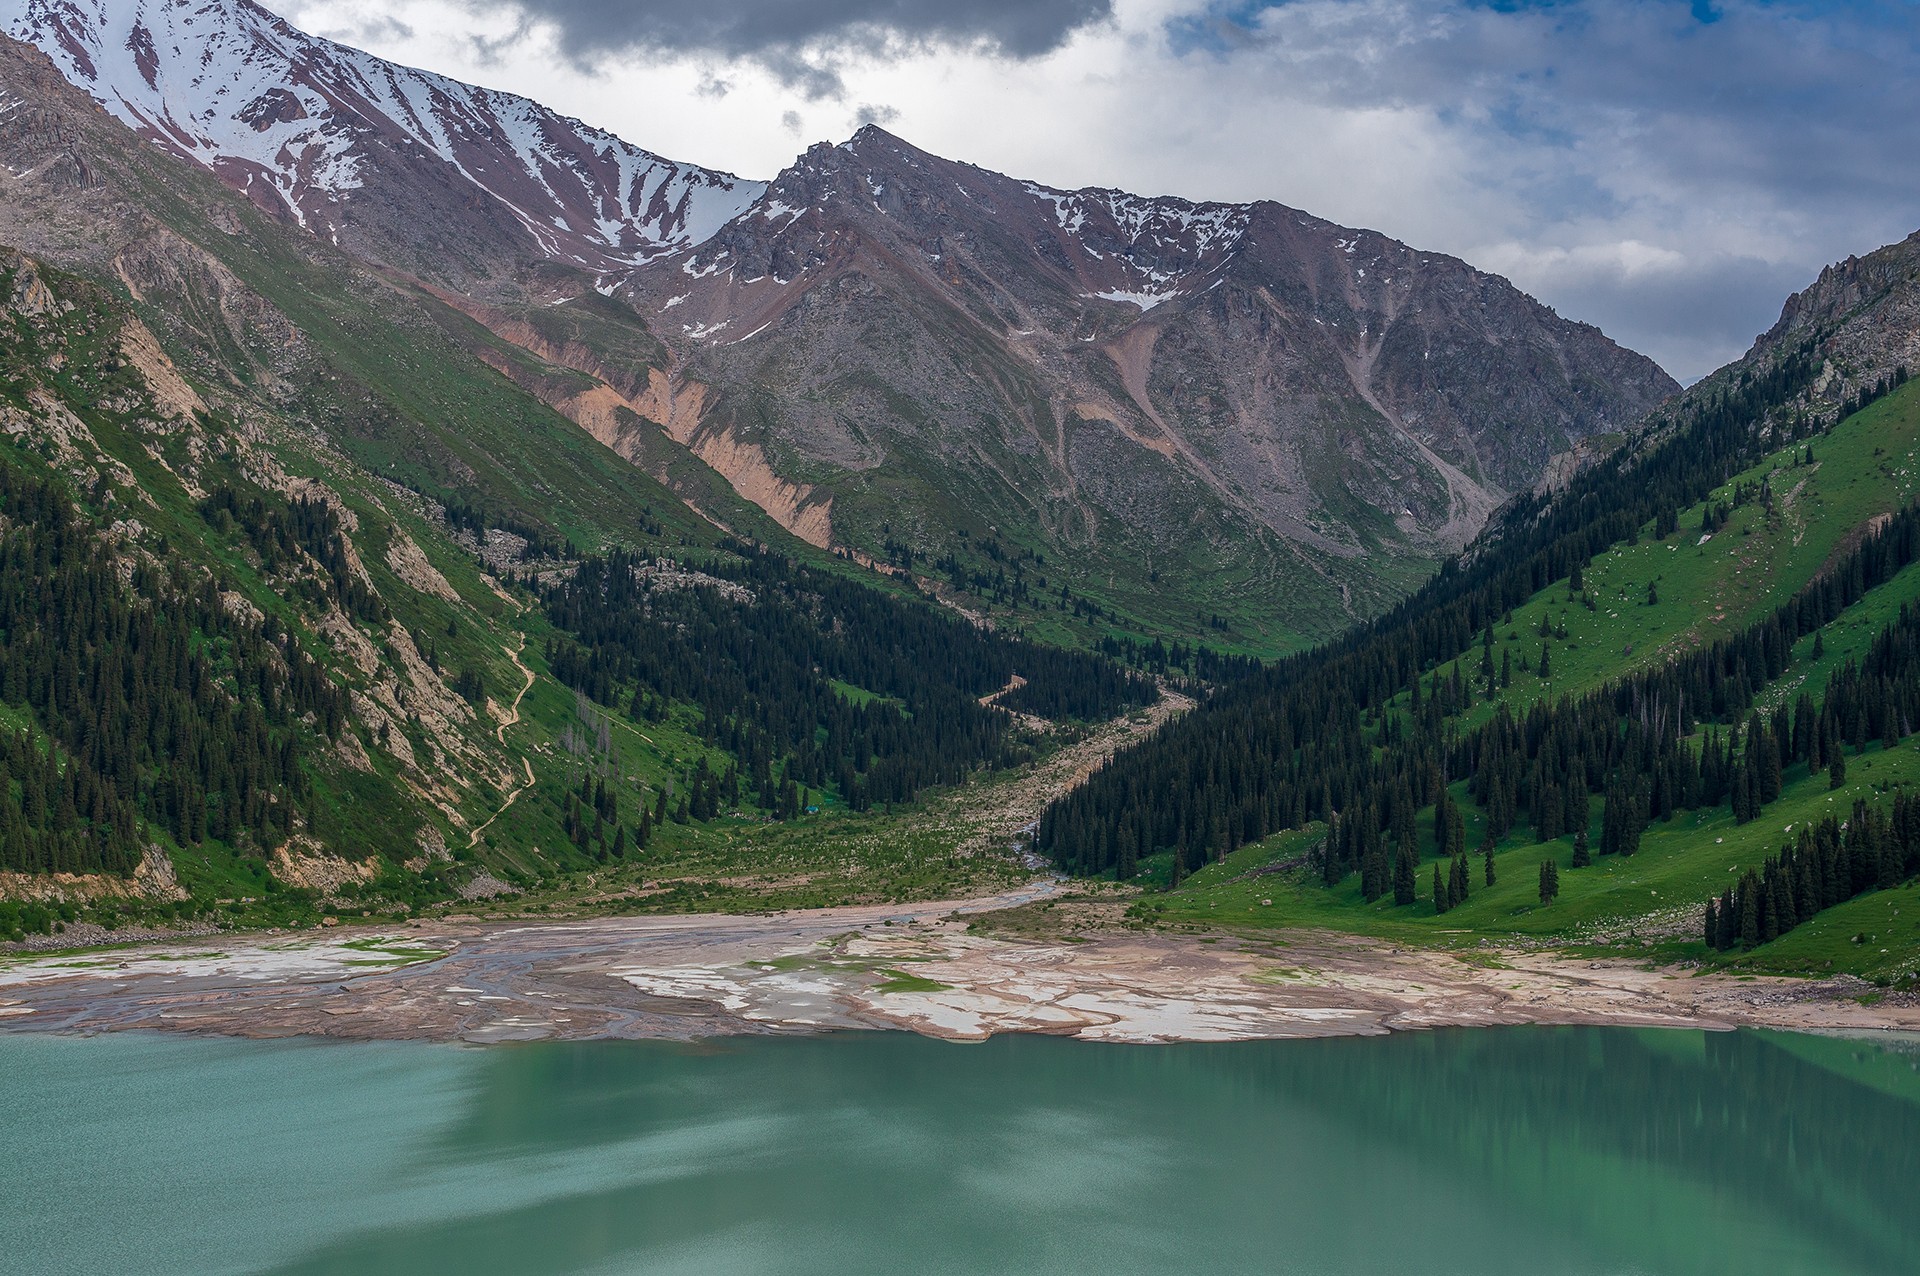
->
[5,1026,1917,1275]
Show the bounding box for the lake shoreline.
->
[4,883,1919,1045]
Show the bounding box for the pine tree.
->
[1715,888,1737,950]
[1732,762,1757,824]
[1393,838,1417,906]
[1572,826,1591,868]
[1738,877,1761,946]
[1481,837,1496,887]
[1538,858,1560,905]
[1433,863,1447,914]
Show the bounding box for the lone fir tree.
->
[1393,838,1417,906]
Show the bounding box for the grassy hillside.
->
[0,245,1146,945]
[1117,379,1920,986]
[1445,377,1920,729]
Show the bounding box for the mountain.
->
[5,0,1680,652]
[618,127,1677,646]
[0,24,1155,934]
[1042,225,1920,980]
[1750,229,1920,398]
[0,0,762,285]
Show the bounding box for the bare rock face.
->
[1751,230,1920,412]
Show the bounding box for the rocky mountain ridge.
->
[615,126,1677,643]
[1,0,762,285]
[5,0,1681,650]
[1754,229,1920,407]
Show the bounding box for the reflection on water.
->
[5,1026,1918,1275]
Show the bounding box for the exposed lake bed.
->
[4,884,1916,1045]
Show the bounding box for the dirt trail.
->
[495,637,534,743]
[978,672,1027,706]
[468,639,537,849]
[976,672,1051,732]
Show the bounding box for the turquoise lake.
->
[4,1026,1917,1275]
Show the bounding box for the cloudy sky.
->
[281,0,1920,382]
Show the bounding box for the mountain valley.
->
[0,0,1917,1022]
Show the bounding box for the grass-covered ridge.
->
[1053,351,1920,982]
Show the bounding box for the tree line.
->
[1701,586,1920,952]
[1039,336,1905,881]
[1704,793,1920,951]
[540,543,1151,815]
[0,461,347,874]
[1047,483,1920,886]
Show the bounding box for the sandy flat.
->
[1,882,1914,1044]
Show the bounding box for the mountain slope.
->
[7,0,1680,652]
[611,127,1677,649]
[0,26,793,550]
[1043,227,1920,978]
[0,0,762,285]
[0,236,1149,937]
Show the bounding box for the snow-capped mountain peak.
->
[1,0,764,267]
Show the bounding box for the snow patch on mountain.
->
[1021,181,1249,258]
[1,0,764,263]
[1088,288,1181,311]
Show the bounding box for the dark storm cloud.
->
[482,0,1112,64]
[455,0,1109,97]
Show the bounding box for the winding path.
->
[467,638,537,850]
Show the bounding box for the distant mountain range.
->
[3,0,1677,650]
